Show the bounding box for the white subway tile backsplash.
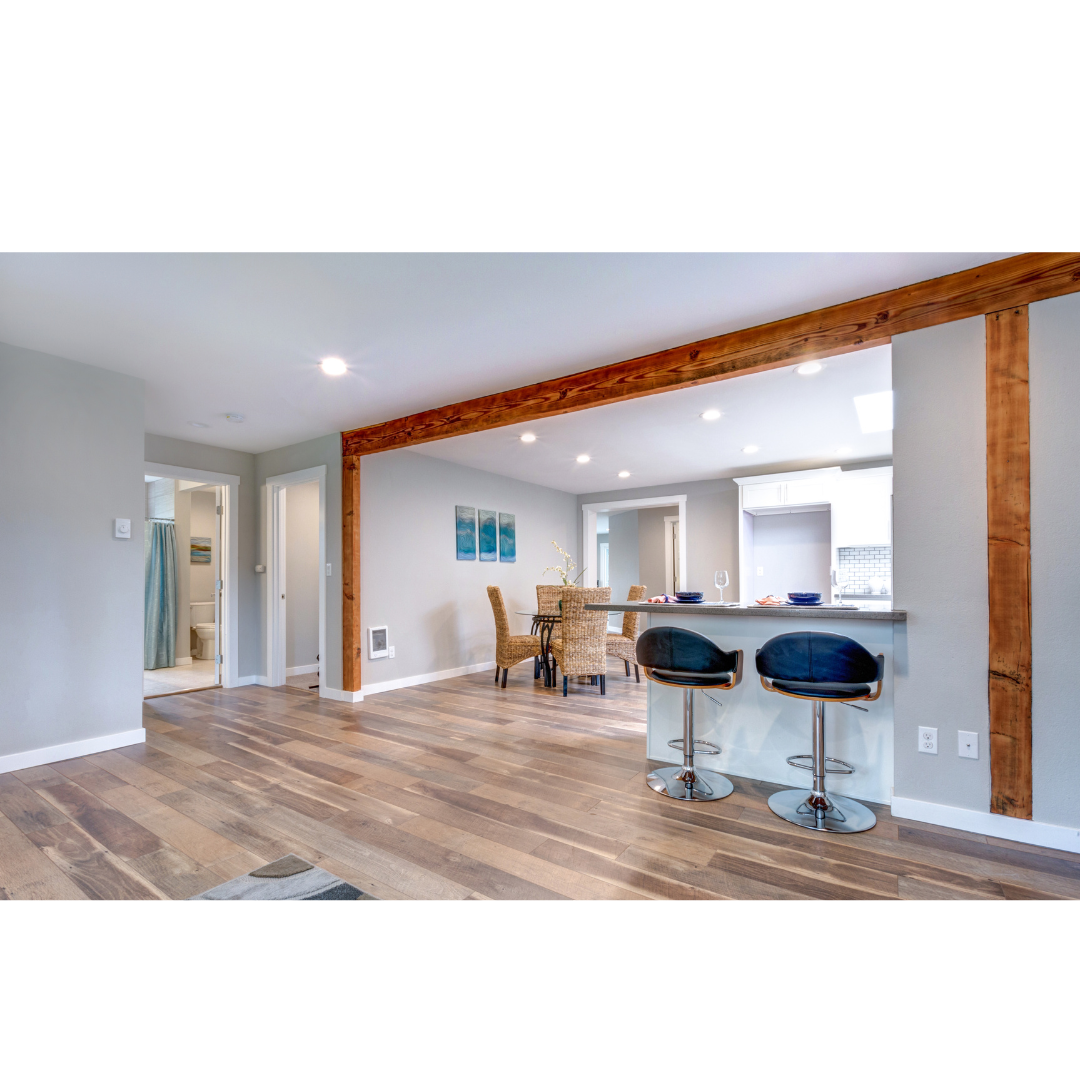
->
[838,545,892,593]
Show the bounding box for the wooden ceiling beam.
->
[341,252,1080,456]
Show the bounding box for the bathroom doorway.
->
[143,462,240,697]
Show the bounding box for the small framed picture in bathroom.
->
[191,537,212,564]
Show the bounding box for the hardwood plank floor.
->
[2,658,1078,900]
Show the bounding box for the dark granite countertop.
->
[584,602,907,622]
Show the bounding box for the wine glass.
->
[714,570,729,602]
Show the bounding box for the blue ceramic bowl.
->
[675,592,704,602]
[788,592,821,604]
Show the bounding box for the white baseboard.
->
[175,656,193,666]
[235,675,271,687]
[320,686,364,703]
[286,663,320,676]
[891,795,1080,854]
[361,660,496,697]
[0,728,147,776]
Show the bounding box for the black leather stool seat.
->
[770,679,871,699]
[636,626,738,684]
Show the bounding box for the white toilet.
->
[194,623,217,660]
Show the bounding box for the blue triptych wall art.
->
[455,505,476,560]
[456,506,516,562]
[478,509,497,561]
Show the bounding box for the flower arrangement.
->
[544,540,586,586]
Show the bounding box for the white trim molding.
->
[236,674,271,687]
[320,686,364,703]
[0,728,146,776]
[361,661,496,698]
[286,664,320,677]
[581,495,687,592]
[891,795,1080,854]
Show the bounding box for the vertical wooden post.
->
[986,306,1032,818]
[342,454,363,693]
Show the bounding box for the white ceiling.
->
[0,253,1012,454]
[411,344,893,493]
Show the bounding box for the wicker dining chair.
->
[532,584,563,678]
[549,587,611,696]
[487,586,542,689]
[606,584,647,681]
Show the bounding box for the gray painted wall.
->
[1030,292,1080,828]
[607,510,640,604]
[254,433,342,688]
[285,480,320,670]
[144,434,260,680]
[750,509,831,599]
[636,506,671,595]
[579,479,741,602]
[361,449,578,685]
[0,342,145,757]
[892,316,989,811]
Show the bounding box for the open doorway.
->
[265,465,326,694]
[143,462,240,698]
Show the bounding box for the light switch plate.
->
[388,646,396,659]
[918,726,938,754]
[114,518,131,539]
[326,562,332,577]
[958,730,979,759]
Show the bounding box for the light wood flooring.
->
[2,658,1079,900]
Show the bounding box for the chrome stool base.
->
[647,766,734,802]
[767,787,877,834]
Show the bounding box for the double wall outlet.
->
[918,726,938,754]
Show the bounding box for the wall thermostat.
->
[369,626,389,659]
[115,518,131,539]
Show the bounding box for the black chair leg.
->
[624,660,631,677]
[634,664,640,683]
[501,667,508,688]
[599,674,606,695]
[562,675,568,696]
[494,666,500,685]
[534,656,540,679]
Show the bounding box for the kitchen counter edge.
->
[584,602,907,622]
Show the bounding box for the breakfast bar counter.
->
[584,602,906,804]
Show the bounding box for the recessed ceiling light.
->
[854,390,894,433]
[796,361,823,376]
[701,409,721,421]
[225,413,245,423]
[742,445,759,454]
[618,470,631,478]
[320,356,347,376]
[576,454,590,464]
[188,421,209,428]
[520,433,537,443]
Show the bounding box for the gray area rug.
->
[190,855,377,900]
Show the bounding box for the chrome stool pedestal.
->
[646,687,733,802]
[766,700,877,833]
[637,626,742,804]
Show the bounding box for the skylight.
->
[854,391,893,433]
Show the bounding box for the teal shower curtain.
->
[144,520,177,669]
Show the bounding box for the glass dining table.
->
[516,610,560,687]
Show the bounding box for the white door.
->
[665,517,681,593]
[213,486,223,685]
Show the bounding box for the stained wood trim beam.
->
[342,252,1080,454]
[986,306,1032,819]
[342,455,362,693]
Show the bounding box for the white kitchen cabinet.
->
[784,478,828,505]
[742,482,785,508]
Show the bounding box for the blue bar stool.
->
[756,631,883,834]
[636,626,742,802]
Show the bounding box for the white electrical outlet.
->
[326,562,332,577]
[114,518,131,539]
[958,730,979,759]
[388,646,395,659]
[918,726,938,754]
[756,566,764,577]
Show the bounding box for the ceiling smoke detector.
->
[225,413,245,423]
